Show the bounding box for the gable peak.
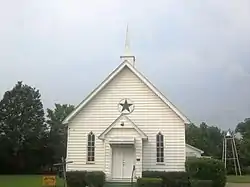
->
[120,24,135,66]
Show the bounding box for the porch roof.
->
[98,114,148,140]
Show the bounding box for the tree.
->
[235,118,250,171]
[46,104,74,164]
[236,118,250,139]
[186,122,224,159]
[0,81,46,173]
[185,123,203,148]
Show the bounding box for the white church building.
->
[63,28,203,182]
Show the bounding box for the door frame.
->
[111,145,135,180]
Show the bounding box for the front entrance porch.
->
[99,114,147,182]
[111,145,135,181]
[104,137,143,182]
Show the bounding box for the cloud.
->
[0,0,250,129]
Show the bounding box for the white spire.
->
[120,24,135,66]
[124,24,131,56]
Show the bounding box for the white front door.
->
[112,146,135,180]
[112,147,123,179]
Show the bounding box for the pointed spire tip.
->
[120,24,135,66]
[124,24,130,54]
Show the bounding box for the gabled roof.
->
[62,61,191,124]
[98,114,148,140]
[186,144,204,154]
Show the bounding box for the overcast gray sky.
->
[0,0,250,130]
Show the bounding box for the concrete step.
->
[104,182,136,187]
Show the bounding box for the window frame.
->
[87,131,95,163]
[156,132,164,163]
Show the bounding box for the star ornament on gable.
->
[118,99,134,114]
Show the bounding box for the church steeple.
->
[120,24,135,66]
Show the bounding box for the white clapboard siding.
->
[66,66,185,172]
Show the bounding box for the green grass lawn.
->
[227,175,250,183]
[2,175,249,186]
[0,175,64,187]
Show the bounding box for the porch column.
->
[135,138,142,178]
[104,140,112,180]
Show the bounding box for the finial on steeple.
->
[120,24,135,66]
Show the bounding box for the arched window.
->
[156,132,164,163]
[87,132,95,162]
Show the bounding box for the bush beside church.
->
[65,158,226,187]
[66,171,105,187]
[186,157,226,187]
[139,157,226,187]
